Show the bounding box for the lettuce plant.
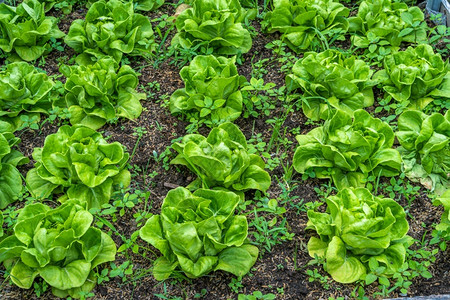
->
[140,187,258,280]
[434,190,450,238]
[170,55,246,126]
[64,0,156,64]
[0,132,29,209]
[0,62,55,132]
[306,188,411,283]
[286,50,375,121]
[0,0,65,61]
[88,0,164,11]
[38,0,81,13]
[349,0,428,56]
[396,110,449,195]
[0,201,116,298]
[171,122,271,192]
[26,125,131,209]
[0,211,3,238]
[293,109,401,190]
[133,0,164,11]
[59,57,145,130]
[373,44,450,109]
[171,0,253,55]
[263,0,349,52]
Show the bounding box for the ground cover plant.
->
[0,0,449,299]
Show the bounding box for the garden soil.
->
[0,1,449,299]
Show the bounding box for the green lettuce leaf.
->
[0,132,29,209]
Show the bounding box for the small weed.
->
[194,288,207,298]
[229,276,244,293]
[306,268,331,290]
[238,291,276,300]
[242,77,277,118]
[33,280,48,297]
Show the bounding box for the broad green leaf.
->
[326,236,366,283]
[39,260,91,290]
[215,244,258,277]
[10,261,39,289]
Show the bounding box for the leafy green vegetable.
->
[263,0,349,52]
[349,0,428,54]
[26,125,131,209]
[434,190,450,238]
[0,62,55,132]
[171,122,271,192]
[396,110,449,195]
[87,0,164,11]
[307,187,411,283]
[171,0,254,55]
[170,55,246,126]
[37,0,82,14]
[293,109,401,190]
[140,187,258,280]
[286,49,375,121]
[64,0,156,64]
[132,0,164,11]
[0,132,29,209]
[0,201,116,298]
[0,211,3,238]
[59,57,145,130]
[0,0,65,61]
[373,44,450,109]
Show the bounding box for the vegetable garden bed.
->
[0,0,449,299]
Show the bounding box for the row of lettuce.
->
[0,0,442,62]
[0,0,449,298]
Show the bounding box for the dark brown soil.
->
[0,1,449,300]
